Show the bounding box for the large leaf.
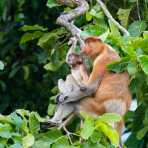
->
[33,129,62,147]
[10,112,23,128]
[80,115,95,140]
[117,8,131,28]
[107,57,129,73]
[22,134,35,148]
[98,113,121,123]
[29,112,40,134]
[0,123,12,138]
[96,121,119,146]
[44,61,64,72]
[20,31,43,44]
[139,55,148,75]
[128,21,147,37]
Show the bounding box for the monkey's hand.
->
[56,93,69,104]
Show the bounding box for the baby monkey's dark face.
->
[68,53,83,68]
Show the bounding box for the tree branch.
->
[97,0,130,36]
[56,0,89,41]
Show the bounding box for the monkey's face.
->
[81,43,92,56]
[81,39,104,58]
[68,54,83,68]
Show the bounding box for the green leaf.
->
[90,131,102,143]
[0,123,12,138]
[80,115,95,140]
[125,133,141,148]
[127,62,138,75]
[33,129,62,148]
[47,103,56,116]
[89,5,104,20]
[21,25,47,31]
[44,61,64,72]
[98,113,121,123]
[108,20,121,37]
[10,112,23,128]
[0,61,4,70]
[81,142,105,148]
[137,126,148,140]
[20,33,33,44]
[117,8,131,28]
[20,31,43,44]
[22,65,30,80]
[9,143,22,148]
[46,0,60,8]
[29,112,40,134]
[99,30,110,42]
[83,24,107,36]
[128,21,147,37]
[52,136,70,148]
[139,55,148,75]
[86,12,92,21]
[107,58,129,73]
[96,121,119,146]
[23,134,34,148]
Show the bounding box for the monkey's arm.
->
[60,55,108,103]
[80,65,89,81]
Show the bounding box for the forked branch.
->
[56,0,89,42]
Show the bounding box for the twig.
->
[136,0,141,21]
[97,0,130,36]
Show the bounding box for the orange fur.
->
[78,37,132,133]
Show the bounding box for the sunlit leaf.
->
[128,21,147,37]
[98,113,121,122]
[47,103,56,116]
[29,112,40,134]
[23,134,34,148]
[21,25,47,31]
[117,8,131,28]
[139,55,148,75]
[96,121,119,146]
[80,115,95,140]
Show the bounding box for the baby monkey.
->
[57,37,93,104]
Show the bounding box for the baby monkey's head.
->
[67,53,83,68]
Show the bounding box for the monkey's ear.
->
[84,36,102,43]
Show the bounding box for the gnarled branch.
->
[56,0,89,42]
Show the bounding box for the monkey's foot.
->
[40,120,60,132]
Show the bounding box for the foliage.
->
[0,0,148,147]
[0,110,121,148]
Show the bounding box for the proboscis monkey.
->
[45,37,132,134]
